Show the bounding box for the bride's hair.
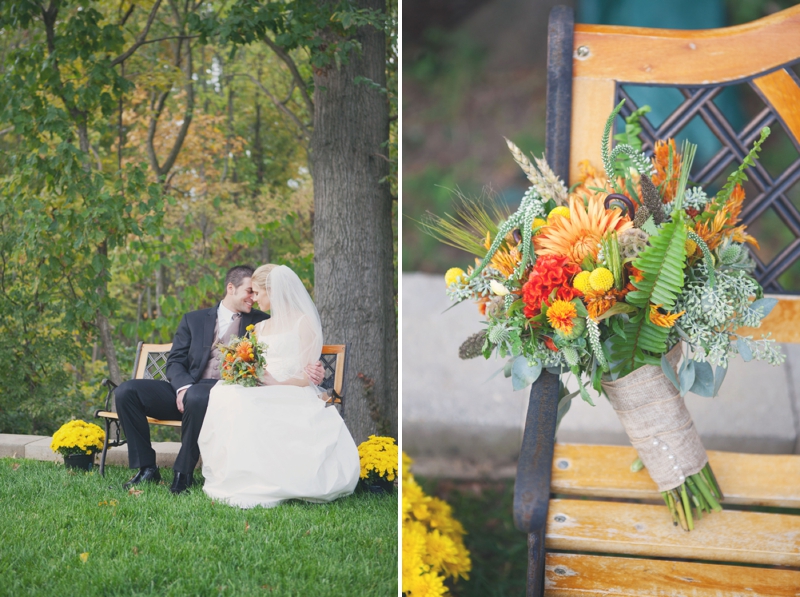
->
[252,264,323,388]
[251,263,278,293]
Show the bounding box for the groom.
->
[115,265,324,494]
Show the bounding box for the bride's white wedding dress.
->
[198,270,359,509]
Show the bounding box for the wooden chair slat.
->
[752,69,800,144]
[544,553,800,596]
[546,498,800,566]
[738,295,800,343]
[572,6,800,85]
[552,444,800,508]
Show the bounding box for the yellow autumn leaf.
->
[79,552,89,563]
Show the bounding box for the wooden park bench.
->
[95,342,349,477]
[514,5,800,595]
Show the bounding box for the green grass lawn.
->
[0,458,397,597]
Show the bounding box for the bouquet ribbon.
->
[602,344,708,492]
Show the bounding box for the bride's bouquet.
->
[427,101,784,530]
[218,324,267,387]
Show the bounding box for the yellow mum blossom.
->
[444,268,466,287]
[357,435,398,482]
[403,452,471,596]
[589,267,614,292]
[547,300,577,334]
[50,420,105,457]
[649,304,685,328]
[547,206,571,223]
[573,271,592,294]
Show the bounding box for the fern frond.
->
[610,310,670,376]
[626,212,688,311]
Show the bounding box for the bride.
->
[198,264,360,508]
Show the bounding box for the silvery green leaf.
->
[674,325,692,343]
[714,364,728,395]
[556,389,580,431]
[512,357,542,391]
[578,382,595,406]
[749,297,778,319]
[503,358,514,378]
[661,353,680,391]
[679,359,695,397]
[689,360,715,397]
[737,337,753,362]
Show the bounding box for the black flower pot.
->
[63,453,94,471]
[366,478,394,494]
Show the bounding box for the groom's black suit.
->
[115,304,269,475]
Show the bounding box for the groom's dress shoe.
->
[123,465,161,489]
[170,471,194,495]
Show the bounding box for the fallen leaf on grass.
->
[11,463,20,471]
[304,530,311,536]
[79,552,89,563]
[128,488,143,496]
[260,586,274,591]
[245,521,250,532]
[133,546,138,556]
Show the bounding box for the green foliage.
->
[697,127,769,223]
[612,105,651,178]
[609,310,670,376]
[627,213,688,311]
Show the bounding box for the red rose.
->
[522,255,581,318]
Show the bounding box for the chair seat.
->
[95,410,182,428]
[544,553,800,596]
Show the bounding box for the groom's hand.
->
[305,361,325,386]
[176,388,188,413]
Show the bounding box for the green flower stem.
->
[671,489,689,531]
[703,463,724,500]
[685,476,706,514]
[692,472,722,512]
[680,485,694,530]
[662,491,679,526]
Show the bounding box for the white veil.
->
[262,265,323,385]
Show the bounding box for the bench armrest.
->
[100,378,118,411]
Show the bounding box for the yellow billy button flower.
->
[547,206,571,223]
[685,238,698,256]
[246,324,255,331]
[531,217,547,235]
[489,280,510,296]
[573,271,592,294]
[445,267,466,287]
[589,267,614,292]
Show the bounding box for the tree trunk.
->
[311,0,397,442]
[97,242,123,385]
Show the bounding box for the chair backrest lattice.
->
[128,341,347,396]
[548,5,800,296]
[614,75,800,293]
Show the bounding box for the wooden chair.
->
[515,6,800,595]
[95,342,349,477]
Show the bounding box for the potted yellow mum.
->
[357,435,398,493]
[50,419,105,471]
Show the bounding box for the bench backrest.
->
[546,5,800,340]
[130,341,348,399]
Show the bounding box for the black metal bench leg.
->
[99,419,111,477]
[527,527,547,597]
[513,369,561,597]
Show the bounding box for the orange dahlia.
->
[535,195,632,265]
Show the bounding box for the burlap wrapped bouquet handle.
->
[601,344,708,493]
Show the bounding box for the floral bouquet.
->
[217,324,267,387]
[428,101,784,530]
[357,435,399,491]
[50,419,105,457]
